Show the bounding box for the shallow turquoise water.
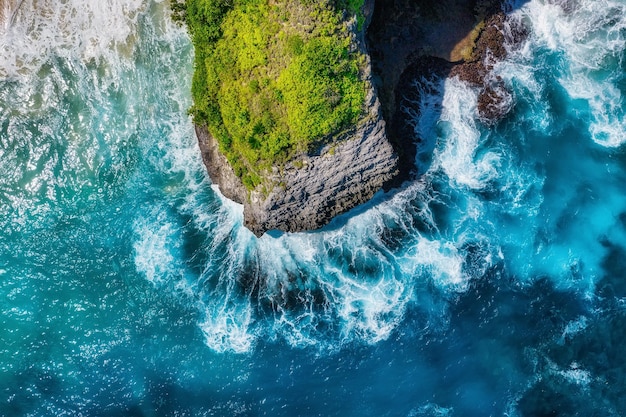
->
[2,0,626,415]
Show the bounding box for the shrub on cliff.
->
[178,0,366,188]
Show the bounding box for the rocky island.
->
[175,0,524,236]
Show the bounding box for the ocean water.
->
[2,0,626,415]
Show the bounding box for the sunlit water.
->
[2,0,626,415]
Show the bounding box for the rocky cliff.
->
[367,0,527,179]
[198,88,396,235]
[195,0,525,236]
[196,0,399,237]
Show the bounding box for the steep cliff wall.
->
[243,88,397,235]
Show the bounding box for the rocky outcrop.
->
[368,0,528,168]
[197,87,397,236]
[368,0,495,125]
[196,0,527,236]
[196,0,398,236]
[367,0,506,179]
[247,99,396,235]
[450,11,528,122]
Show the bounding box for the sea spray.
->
[3,0,626,415]
[524,0,626,147]
[0,0,147,79]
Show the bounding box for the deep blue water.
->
[2,0,626,415]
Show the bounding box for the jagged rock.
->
[450,11,528,122]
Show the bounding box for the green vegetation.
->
[176,0,367,188]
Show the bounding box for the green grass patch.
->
[177,0,367,189]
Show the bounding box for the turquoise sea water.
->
[2,0,626,415]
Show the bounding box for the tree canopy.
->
[178,0,366,188]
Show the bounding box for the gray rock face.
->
[196,125,248,206]
[195,0,399,237]
[248,95,396,236]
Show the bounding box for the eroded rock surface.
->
[367,0,528,170]
[450,11,528,122]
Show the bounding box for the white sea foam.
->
[403,76,445,174]
[547,359,593,387]
[0,0,192,238]
[408,403,453,417]
[560,366,593,386]
[256,216,413,347]
[152,174,496,353]
[403,238,468,290]
[133,191,258,353]
[0,0,148,79]
[522,0,626,147]
[133,212,180,286]
[558,315,589,345]
[434,77,502,190]
[199,301,256,354]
